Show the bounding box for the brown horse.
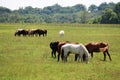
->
[41,29,47,36]
[14,29,29,36]
[29,29,47,37]
[57,42,68,61]
[75,42,112,61]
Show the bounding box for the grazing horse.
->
[14,29,28,36]
[75,42,112,61]
[57,42,68,61]
[85,42,112,61]
[49,41,67,59]
[61,43,90,63]
[50,41,59,58]
[42,29,47,36]
[29,29,47,37]
[49,41,79,61]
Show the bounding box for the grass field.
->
[0,23,120,80]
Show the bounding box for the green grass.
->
[0,23,120,80]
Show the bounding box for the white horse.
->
[61,43,90,63]
[59,30,64,37]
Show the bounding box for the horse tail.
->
[99,43,109,52]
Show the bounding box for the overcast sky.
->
[0,0,119,10]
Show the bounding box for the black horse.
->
[50,41,59,58]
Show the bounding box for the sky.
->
[0,0,119,10]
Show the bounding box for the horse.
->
[49,41,79,61]
[14,29,28,36]
[29,29,47,37]
[61,43,90,63]
[50,41,59,58]
[85,42,112,61]
[41,29,47,36]
[75,42,112,61]
[57,42,68,61]
[49,41,67,58]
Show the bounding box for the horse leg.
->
[75,54,79,61]
[76,54,81,62]
[103,52,106,61]
[61,52,64,61]
[38,34,40,37]
[58,53,60,61]
[106,51,112,61]
[65,56,67,62]
[63,53,68,62]
[60,49,64,62]
[91,52,93,58]
[81,55,83,62]
[54,51,56,58]
[51,51,54,57]
[51,50,56,58]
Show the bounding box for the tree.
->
[88,4,98,12]
[114,2,120,23]
[101,8,118,24]
[98,2,108,10]
[72,4,86,12]
[0,2,119,24]
[0,7,11,13]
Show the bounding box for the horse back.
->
[62,44,81,53]
[85,42,109,53]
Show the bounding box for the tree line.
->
[0,2,120,24]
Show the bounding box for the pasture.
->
[0,23,120,80]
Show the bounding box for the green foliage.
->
[101,8,119,24]
[114,2,120,14]
[114,2,120,23]
[0,2,119,24]
[0,7,11,13]
[88,4,98,12]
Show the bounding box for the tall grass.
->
[0,23,120,80]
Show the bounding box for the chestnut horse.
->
[57,42,68,61]
[75,42,112,61]
[29,29,47,37]
[41,29,47,36]
[14,29,29,36]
